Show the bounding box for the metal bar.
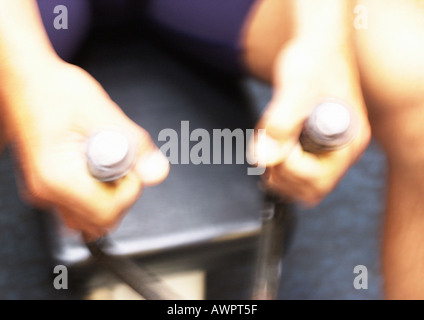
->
[252,192,292,300]
[86,239,181,300]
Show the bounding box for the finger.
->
[83,171,144,228]
[279,144,329,181]
[135,148,170,187]
[38,144,145,228]
[264,169,304,202]
[120,125,170,187]
[57,174,143,239]
[57,206,109,240]
[266,166,323,206]
[249,92,312,167]
[270,144,353,204]
[17,180,52,210]
[266,162,316,201]
[87,103,170,185]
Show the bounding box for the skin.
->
[0,0,423,299]
[0,1,170,240]
[244,0,371,206]
[243,0,424,299]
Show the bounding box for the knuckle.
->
[265,118,293,140]
[281,163,310,183]
[310,179,333,200]
[90,185,141,230]
[74,184,140,231]
[293,169,313,183]
[298,184,325,205]
[303,194,323,207]
[136,126,151,141]
[24,177,45,203]
[133,126,154,150]
[92,204,120,229]
[119,176,143,206]
[26,162,54,202]
[362,123,372,147]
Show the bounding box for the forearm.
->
[0,0,58,68]
[292,0,355,48]
[0,0,60,135]
[290,0,362,103]
[272,0,367,127]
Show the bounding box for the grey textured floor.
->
[0,29,387,300]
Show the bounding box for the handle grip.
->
[86,129,137,182]
[300,101,355,153]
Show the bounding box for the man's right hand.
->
[4,61,169,239]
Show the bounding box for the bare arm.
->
[293,0,355,43]
[291,0,358,69]
[0,0,60,140]
[251,1,371,205]
[0,0,169,239]
[0,0,58,84]
[0,0,57,65]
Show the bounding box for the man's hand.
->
[248,1,371,206]
[6,61,169,239]
[0,0,169,239]
[249,38,371,206]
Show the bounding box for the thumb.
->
[248,108,301,167]
[87,125,170,185]
[135,148,170,186]
[247,132,288,168]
